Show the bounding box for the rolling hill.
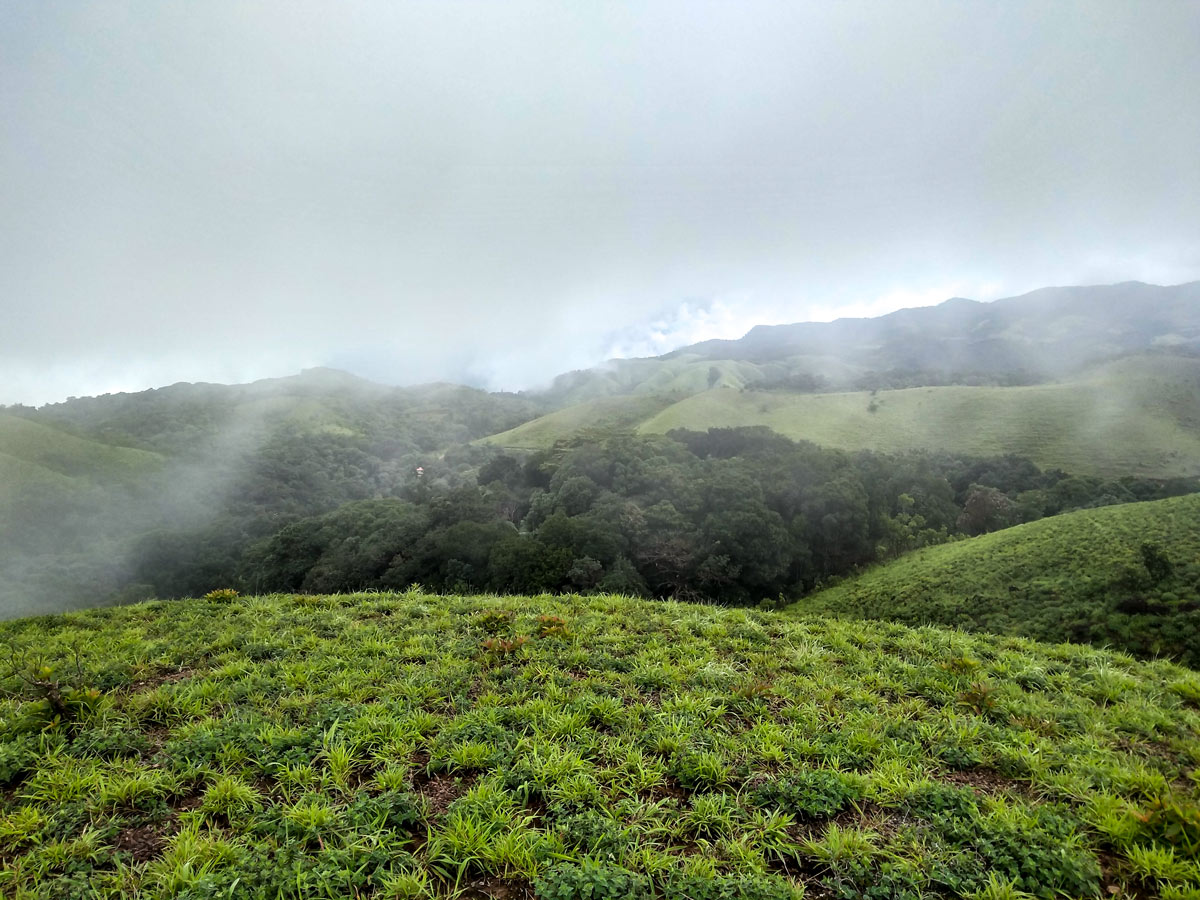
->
[0,590,1197,898]
[0,413,164,481]
[785,493,1200,666]
[489,354,1200,478]
[0,413,166,528]
[540,281,1200,405]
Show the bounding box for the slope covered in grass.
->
[639,355,1200,478]
[2,591,1199,899]
[484,355,1200,477]
[482,394,678,449]
[788,494,1200,667]
[0,413,164,482]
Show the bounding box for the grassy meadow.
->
[787,494,1200,667]
[481,395,678,451]
[489,356,1200,478]
[1,590,1199,899]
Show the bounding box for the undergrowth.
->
[0,590,1197,899]
[791,493,1200,666]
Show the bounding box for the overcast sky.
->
[3,1,1199,405]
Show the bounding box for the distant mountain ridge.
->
[540,281,1200,404]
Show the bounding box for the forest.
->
[129,427,1197,605]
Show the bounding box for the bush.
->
[535,862,649,900]
[749,770,863,820]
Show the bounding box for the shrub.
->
[1135,797,1200,857]
[535,862,649,900]
[750,770,864,820]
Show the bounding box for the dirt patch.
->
[943,767,1030,796]
[457,876,534,899]
[114,817,181,863]
[418,773,476,819]
[170,787,204,812]
[643,776,689,802]
[1098,851,1157,900]
[127,666,195,692]
[411,749,432,784]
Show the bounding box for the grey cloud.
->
[2,1,1199,403]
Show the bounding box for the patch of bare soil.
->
[942,766,1030,795]
[114,822,173,863]
[127,666,195,692]
[417,772,476,819]
[457,876,534,899]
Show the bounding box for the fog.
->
[3,1,1199,404]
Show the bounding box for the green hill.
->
[0,414,165,526]
[490,355,1200,477]
[640,355,1200,477]
[482,393,679,449]
[786,494,1200,666]
[2,591,1198,898]
[541,282,1200,404]
[0,413,164,481]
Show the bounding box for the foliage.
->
[0,589,1196,898]
[791,493,1200,666]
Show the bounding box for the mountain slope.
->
[1,590,1197,898]
[785,493,1200,665]
[0,412,164,480]
[541,281,1200,405]
[640,354,1200,477]
[0,372,546,617]
[677,280,1200,371]
[491,354,1200,477]
[482,393,679,449]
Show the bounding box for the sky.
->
[2,1,1199,405]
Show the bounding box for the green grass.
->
[640,356,1200,478]
[489,355,1200,477]
[2,590,1199,898]
[787,494,1200,667]
[0,414,164,482]
[0,415,165,522]
[483,395,679,450]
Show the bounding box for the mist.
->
[3,1,1199,405]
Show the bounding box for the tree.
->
[956,484,1017,536]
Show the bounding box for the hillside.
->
[491,355,1200,478]
[0,413,164,482]
[0,372,545,618]
[787,494,1200,666]
[481,394,678,450]
[1,591,1198,899]
[540,281,1200,405]
[679,281,1200,371]
[0,415,166,557]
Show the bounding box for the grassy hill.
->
[0,413,164,481]
[1,591,1199,899]
[640,355,1200,477]
[482,394,679,449]
[489,355,1200,477]
[787,494,1200,667]
[542,282,1200,404]
[0,414,165,527]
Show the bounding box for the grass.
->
[1,589,1198,898]
[0,414,164,481]
[488,355,1200,478]
[483,395,680,450]
[0,415,165,527]
[787,494,1200,667]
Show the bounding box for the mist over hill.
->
[541,281,1200,403]
[2,281,1199,623]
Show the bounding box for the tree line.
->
[130,427,1198,605]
